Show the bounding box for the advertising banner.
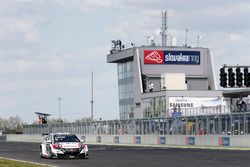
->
[168,97,227,116]
[144,50,200,65]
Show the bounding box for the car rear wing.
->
[42,133,49,136]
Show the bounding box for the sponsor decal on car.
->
[61,143,79,148]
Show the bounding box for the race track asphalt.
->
[0,141,250,167]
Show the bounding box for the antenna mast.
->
[161,10,168,46]
[185,28,188,47]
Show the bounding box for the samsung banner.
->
[144,50,200,65]
[168,97,228,116]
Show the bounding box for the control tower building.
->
[107,45,224,120]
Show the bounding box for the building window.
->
[142,96,166,118]
[117,61,133,120]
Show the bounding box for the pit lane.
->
[0,141,250,167]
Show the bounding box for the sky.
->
[0,0,250,123]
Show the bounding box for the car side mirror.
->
[80,136,85,143]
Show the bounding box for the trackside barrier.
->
[134,136,141,144]
[6,134,250,148]
[119,135,134,144]
[0,135,6,141]
[186,136,195,145]
[96,135,101,143]
[167,135,186,145]
[219,136,230,146]
[195,135,218,146]
[158,136,166,144]
[7,134,42,142]
[114,136,119,144]
[230,135,250,147]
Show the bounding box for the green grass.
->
[0,158,48,167]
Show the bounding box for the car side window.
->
[47,135,51,142]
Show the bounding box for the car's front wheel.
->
[83,153,88,159]
[40,146,43,158]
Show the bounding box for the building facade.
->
[107,46,224,120]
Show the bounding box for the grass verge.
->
[0,158,49,167]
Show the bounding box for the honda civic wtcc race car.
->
[40,133,88,159]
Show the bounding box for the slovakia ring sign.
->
[144,50,200,65]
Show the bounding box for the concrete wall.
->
[6,134,250,148]
[0,135,6,141]
[7,134,43,143]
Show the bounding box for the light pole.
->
[57,97,62,121]
[90,72,94,120]
[197,34,202,47]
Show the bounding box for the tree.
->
[8,116,22,130]
[75,117,93,123]
[0,116,23,134]
[0,118,8,130]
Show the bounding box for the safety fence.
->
[24,110,250,136]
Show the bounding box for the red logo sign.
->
[144,50,164,64]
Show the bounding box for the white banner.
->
[168,97,228,116]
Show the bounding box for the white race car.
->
[40,133,88,159]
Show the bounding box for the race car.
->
[40,133,88,159]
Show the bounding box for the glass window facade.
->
[142,96,166,118]
[117,61,133,120]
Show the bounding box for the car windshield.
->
[54,134,80,143]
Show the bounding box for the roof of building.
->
[222,88,250,98]
[35,112,51,116]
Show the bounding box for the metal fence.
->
[24,108,250,136]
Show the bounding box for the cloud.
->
[0,1,47,48]
[55,0,121,12]
[0,17,40,43]
[228,33,248,44]
[0,43,114,95]
[0,43,110,73]
[168,2,250,32]
[0,77,90,92]
[55,0,165,11]
[202,2,250,17]
[0,98,17,110]
[1,0,250,122]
